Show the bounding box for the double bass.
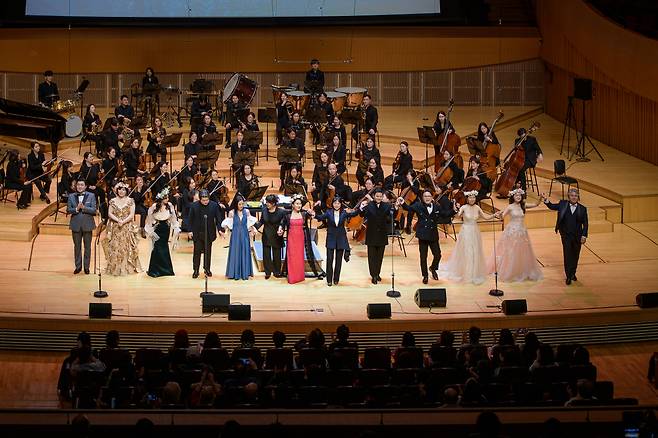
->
[494,121,540,197]
[479,111,504,181]
[435,99,462,171]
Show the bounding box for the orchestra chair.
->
[439,222,457,241]
[387,227,407,257]
[1,186,20,205]
[525,166,539,193]
[549,159,579,199]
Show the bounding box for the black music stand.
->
[231,151,256,185]
[75,79,90,119]
[257,108,277,161]
[417,126,437,171]
[201,132,223,150]
[277,147,301,165]
[246,185,268,202]
[243,131,263,162]
[162,132,182,165]
[341,109,362,163]
[198,149,220,172]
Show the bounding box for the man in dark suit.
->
[359,189,397,284]
[254,194,287,279]
[67,180,97,274]
[187,189,225,278]
[516,127,543,191]
[398,189,456,284]
[543,189,588,285]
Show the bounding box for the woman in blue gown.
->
[222,196,257,280]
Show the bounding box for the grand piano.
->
[0,98,67,157]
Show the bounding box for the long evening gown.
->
[286,217,305,284]
[145,203,179,278]
[440,204,489,284]
[103,197,141,276]
[222,209,256,280]
[487,204,543,282]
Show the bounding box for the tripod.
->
[571,99,604,162]
[386,208,400,298]
[560,96,578,158]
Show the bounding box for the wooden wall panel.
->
[0,27,540,74]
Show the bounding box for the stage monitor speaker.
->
[202,294,230,313]
[414,288,447,308]
[502,299,527,315]
[636,292,658,308]
[367,303,391,319]
[574,78,593,101]
[89,303,112,319]
[228,304,251,321]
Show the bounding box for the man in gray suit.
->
[68,180,97,274]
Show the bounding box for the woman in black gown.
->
[145,188,180,277]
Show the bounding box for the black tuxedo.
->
[545,200,588,280]
[187,200,226,273]
[360,201,395,279]
[404,201,454,278]
[255,206,286,277]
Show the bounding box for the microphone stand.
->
[200,213,214,297]
[489,217,504,297]
[93,214,108,299]
[386,206,400,298]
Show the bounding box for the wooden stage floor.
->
[1,105,658,334]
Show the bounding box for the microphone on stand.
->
[200,213,213,297]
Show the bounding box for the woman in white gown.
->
[440,190,495,284]
[488,188,543,282]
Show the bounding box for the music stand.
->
[75,79,90,119]
[246,185,269,202]
[417,126,437,171]
[257,107,277,161]
[285,182,306,196]
[198,149,220,172]
[340,109,363,160]
[201,132,223,150]
[277,147,301,165]
[304,79,323,96]
[162,132,182,165]
[234,151,256,168]
[243,131,263,159]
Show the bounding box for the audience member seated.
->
[440,387,459,408]
[160,381,183,408]
[189,365,222,408]
[393,331,424,369]
[232,329,263,368]
[265,330,294,371]
[98,330,132,376]
[296,328,328,369]
[564,378,597,407]
[429,330,457,368]
[530,344,558,373]
[520,331,541,368]
[458,326,487,365]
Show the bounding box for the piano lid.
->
[0,98,67,147]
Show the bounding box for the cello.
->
[479,111,504,181]
[494,121,540,197]
[433,154,455,187]
[394,174,419,222]
[434,99,463,171]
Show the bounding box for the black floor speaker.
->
[414,288,447,308]
[202,294,230,313]
[367,303,391,319]
[636,292,658,308]
[89,303,112,319]
[501,299,527,315]
[228,304,251,320]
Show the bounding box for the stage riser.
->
[2,319,658,352]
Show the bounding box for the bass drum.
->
[65,115,83,138]
[325,91,347,113]
[223,73,258,105]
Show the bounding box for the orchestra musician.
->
[356,137,381,186]
[26,142,52,204]
[58,160,76,203]
[278,128,305,191]
[228,130,253,160]
[82,104,103,155]
[465,156,491,202]
[190,95,212,132]
[315,92,334,122]
[77,151,106,220]
[102,147,120,188]
[115,94,135,120]
[179,177,199,232]
[130,174,150,237]
[358,189,397,285]
[146,117,167,163]
[384,141,413,190]
[225,94,246,145]
[236,163,258,198]
[5,150,31,209]
[474,122,499,158]
[124,138,146,179]
[243,112,260,132]
[184,132,201,160]
[363,158,384,188]
[284,166,307,196]
[351,178,376,208]
[142,67,159,119]
[275,92,293,145]
[316,163,350,214]
[38,70,59,108]
[196,113,218,145]
[399,171,421,235]
[352,94,378,141]
[178,156,199,187]
[101,119,124,158]
[150,161,170,196]
[515,127,544,191]
[206,169,228,207]
[305,58,325,93]
[311,151,330,204]
[437,149,465,189]
[327,115,347,146]
[290,112,305,138]
[326,134,347,175]
[433,110,455,159]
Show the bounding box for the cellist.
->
[384,141,413,190]
[475,122,499,159]
[5,150,31,209]
[311,151,330,206]
[514,127,543,191]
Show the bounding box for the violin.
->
[494,121,540,197]
[480,111,504,181]
[138,149,147,173]
[392,151,402,175]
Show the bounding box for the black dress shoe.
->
[84,269,90,275]
[274,273,282,278]
[572,275,578,281]
[422,276,428,284]
[566,278,571,285]
[404,227,412,235]
[205,270,212,277]
[376,275,382,282]
[192,271,199,279]
[73,268,81,274]
[44,196,51,204]
[327,281,333,287]
[431,269,439,280]
[334,280,339,285]
[265,274,271,280]
[371,277,377,285]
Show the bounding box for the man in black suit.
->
[38,70,59,107]
[187,189,226,278]
[543,189,588,285]
[351,94,379,142]
[398,189,456,284]
[359,189,397,284]
[254,194,287,279]
[516,127,543,191]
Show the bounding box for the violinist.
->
[124,138,146,179]
[515,127,543,191]
[102,147,120,188]
[364,158,384,188]
[178,156,199,187]
[207,169,228,208]
[101,119,123,159]
[195,113,218,146]
[83,104,103,155]
[465,156,491,202]
[146,116,167,164]
[77,151,106,220]
[27,142,52,204]
[318,163,349,211]
[150,161,170,196]
[58,160,76,203]
[311,151,330,204]
[115,94,135,120]
[327,115,347,146]
[228,130,252,160]
[384,141,413,190]
[275,91,292,145]
[243,112,260,132]
[278,128,305,191]
[351,178,376,208]
[184,132,201,161]
[179,177,199,232]
[284,166,308,196]
[326,134,347,175]
[236,163,258,199]
[356,137,381,186]
[5,150,31,209]
[437,149,464,189]
[130,174,150,236]
[224,94,246,145]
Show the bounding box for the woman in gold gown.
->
[103,182,142,275]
